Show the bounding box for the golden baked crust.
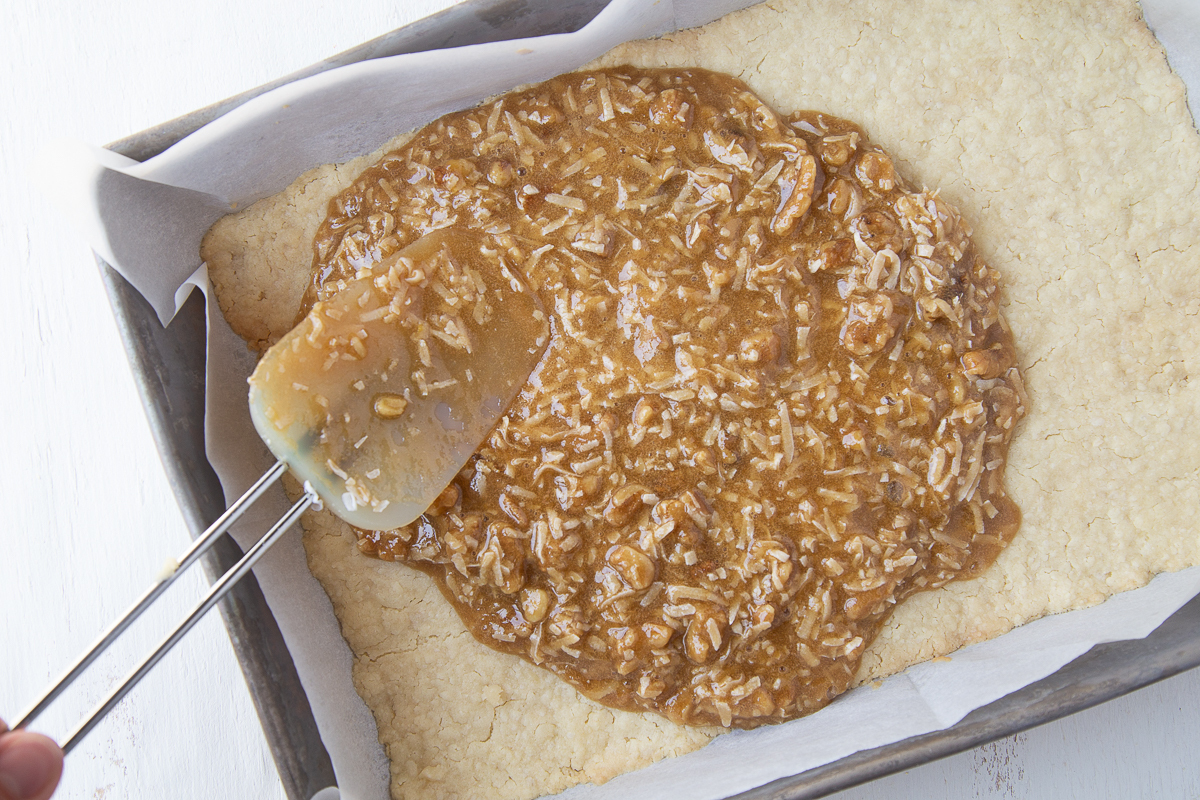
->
[202,0,1200,797]
[205,140,412,351]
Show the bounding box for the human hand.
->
[0,721,62,800]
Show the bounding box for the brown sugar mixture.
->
[304,67,1025,728]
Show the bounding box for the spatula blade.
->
[248,231,546,530]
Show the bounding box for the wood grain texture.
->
[0,0,1197,798]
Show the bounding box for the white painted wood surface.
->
[1,1,1198,798]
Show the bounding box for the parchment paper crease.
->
[47,0,1200,798]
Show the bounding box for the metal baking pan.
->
[98,1,1200,798]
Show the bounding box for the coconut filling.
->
[301,67,1024,729]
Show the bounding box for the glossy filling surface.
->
[307,67,1024,728]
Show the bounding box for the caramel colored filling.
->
[308,67,1024,728]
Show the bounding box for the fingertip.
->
[0,731,64,800]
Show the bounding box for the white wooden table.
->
[1,1,1198,798]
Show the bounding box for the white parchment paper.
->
[48,0,1200,798]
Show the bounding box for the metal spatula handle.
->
[10,461,313,754]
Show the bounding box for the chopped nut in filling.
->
[306,67,1026,729]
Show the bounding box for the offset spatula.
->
[13,230,547,751]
